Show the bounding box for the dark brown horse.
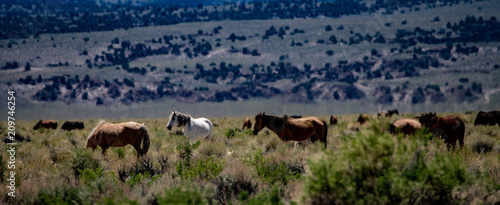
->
[378,109,399,118]
[242,118,252,130]
[85,121,150,157]
[389,118,421,137]
[61,121,85,131]
[474,111,500,126]
[416,113,465,149]
[357,114,368,125]
[330,115,338,125]
[253,113,328,148]
[33,120,58,130]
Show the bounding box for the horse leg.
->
[100,145,109,156]
[132,144,143,157]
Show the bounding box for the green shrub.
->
[247,185,283,205]
[225,128,238,139]
[71,149,100,177]
[156,187,207,204]
[35,186,84,205]
[304,131,470,204]
[250,153,303,185]
[176,155,225,180]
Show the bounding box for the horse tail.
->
[207,120,213,140]
[389,124,396,135]
[140,124,150,156]
[322,120,328,148]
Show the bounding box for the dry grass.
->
[0,111,499,204]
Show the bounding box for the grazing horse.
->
[252,112,328,148]
[33,120,58,130]
[389,119,421,137]
[474,111,500,126]
[416,112,465,149]
[61,121,85,131]
[357,114,369,125]
[167,111,213,141]
[330,115,338,125]
[378,109,399,118]
[242,118,252,130]
[85,121,150,157]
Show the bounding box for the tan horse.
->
[33,120,58,130]
[242,118,252,130]
[85,121,150,157]
[253,112,328,148]
[389,119,421,137]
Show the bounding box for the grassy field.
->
[1,111,499,204]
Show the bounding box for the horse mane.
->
[174,111,191,127]
[85,120,106,148]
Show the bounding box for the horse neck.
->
[263,115,284,134]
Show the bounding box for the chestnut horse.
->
[330,116,338,125]
[85,121,150,157]
[389,119,421,137]
[416,113,465,149]
[242,118,252,130]
[33,120,58,130]
[253,112,328,148]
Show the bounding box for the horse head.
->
[167,111,177,130]
[33,120,42,130]
[253,112,265,135]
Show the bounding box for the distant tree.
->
[24,62,31,71]
[329,35,337,44]
[325,25,332,31]
[96,97,104,105]
[326,50,334,56]
[83,37,90,42]
[82,92,88,100]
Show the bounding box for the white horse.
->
[166,111,213,141]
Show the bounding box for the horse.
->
[389,119,421,137]
[330,115,338,125]
[378,109,399,118]
[166,111,213,141]
[416,112,465,149]
[61,121,85,131]
[252,112,328,148]
[33,120,58,130]
[242,118,252,130]
[357,114,369,125]
[474,111,500,126]
[85,120,150,157]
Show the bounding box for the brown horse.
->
[330,115,338,125]
[416,113,465,149]
[389,119,421,137]
[85,121,150,157]
[253,112,328,148]
[357,114,369,125]
[33,120,58,130]
[474,111,500,126]
[242,118,252,130]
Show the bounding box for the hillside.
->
[0,0,499,119]
[0,112,499,204]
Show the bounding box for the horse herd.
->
[31,110,499,157]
